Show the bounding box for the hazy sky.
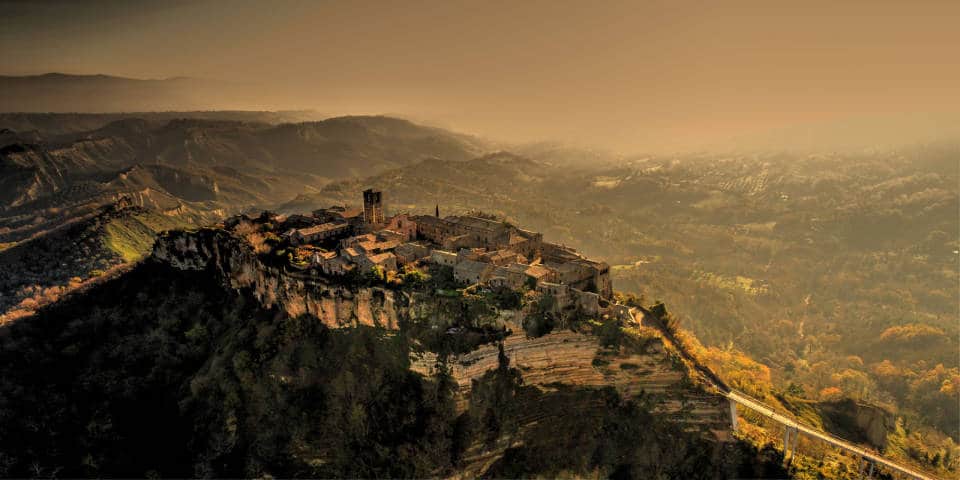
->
[2,0,959,151]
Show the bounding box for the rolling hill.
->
[0,115,487,240]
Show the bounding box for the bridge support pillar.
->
[783,427,792,464]
[782,426,800,465]
[791,427,800,457]
[729,400,738,431]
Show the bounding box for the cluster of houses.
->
[271,190,617,316]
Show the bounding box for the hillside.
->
[0,204,203,322]
[288,147,960,475]
[0,221,786,478]
[0,115,486,217]
[280,152,570,221]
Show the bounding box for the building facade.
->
[362,189,385,225]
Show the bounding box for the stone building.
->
[383,213,417,241]
[311,250,337,266]
[285,222,351,245]
[313,205,364,227]
[321,256,354,276]
[488,263,529,289]
[454,260,494,285]
[412,215,454,245]
[362,189,385,225]
[359,252,397,272]
[551,258,612,297]
[394,242,431,265]
[481,249,526,266]
[412,214,542,252]
[278,193,612,307]
[431,250,458,267]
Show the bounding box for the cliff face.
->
[410,326,735,477]
[818,399,896,450]
[0,139,134,207]
[154,228,403,329]
[411,327,728,420]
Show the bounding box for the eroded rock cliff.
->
[154,228,403,329]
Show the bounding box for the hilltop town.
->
[221,189,630,324]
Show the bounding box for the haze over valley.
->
[0,2,957,479]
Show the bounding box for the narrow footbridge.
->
[725,389,940,480]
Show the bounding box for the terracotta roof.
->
[297,222,347,236]
[357,240,379,252]
[358,239,401,253]
[412,215,450,226]
[450,215,505,232]
[351,233,376,243]
[525,265,554,278]
[485,250,516,260]
[367,252,396,264]
[378,239,401,251]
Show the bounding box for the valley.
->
[0,112,956,479]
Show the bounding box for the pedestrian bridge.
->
[725,389,939,480]
[637,307,941,480]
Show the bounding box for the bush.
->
[426,265,459,291]
[401,267,429,287]
[597,318,625,349]
[487,286,522,310]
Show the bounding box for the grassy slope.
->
[103,211,195,262]
[0,205,198,316]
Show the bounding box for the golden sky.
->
[2,0,958,151]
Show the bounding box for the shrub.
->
[487,287,522,310]
[597,318,625,349]
[524,295,556,338]
[401,267,429,287]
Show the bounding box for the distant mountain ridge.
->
[0,73,251,113]
[0,114,485,203]
[0,110,329,135]
[0,113,488,254]
[2,115,485,200]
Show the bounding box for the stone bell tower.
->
[362,188,384,225]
